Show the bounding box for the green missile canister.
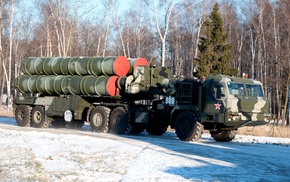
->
[21,56,130,76]
[127,57,149,74]
[80,75,119,96]
[15,75,120,96]
[86,56,130,76]
[15,75,30,94]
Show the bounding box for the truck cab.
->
[202,74,270,128]
[167,74,270,141]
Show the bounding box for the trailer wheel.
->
[67,120,84,129]
[109,107,129,134]
[31,106,51,128]
[175,112,204,141]
[146,113,168,136]
[89,106,110,133]
[210,130,237,142]
[15,105,32,127]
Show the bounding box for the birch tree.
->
[102,0,116,57]
[1,0,15,107]
[0,0,3,105]
[143,0,180,66]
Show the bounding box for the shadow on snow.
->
[0,116,289,181]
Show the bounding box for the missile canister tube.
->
[66,76,83,95]
[81,75,119,96]
[116,76,127,90]
[88,56,130,76]
[128,58,149,74]
[15,75,30,93]
[15,75,120,96]
[35,75,47,94]
[59,57,71,75]
[21,57,44,75]
[27,75,39,93]
[35,75,58,95]
[21,56,130,76]
[43,57,61,75]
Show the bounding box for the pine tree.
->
[194,3,237,78]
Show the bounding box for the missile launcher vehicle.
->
[13,56,271,141]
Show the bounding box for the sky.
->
[22,0,134,20]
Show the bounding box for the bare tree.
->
[1,0,15,106]
[143,0,193,67]
[220,1,244,77]
[0,0,3,105]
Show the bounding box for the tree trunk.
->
[114,12,126,57]
[102,0,115,57]
[0,0,3,106]
[249,28,255,79]
[193,14,204,75]
[6,0,15,103]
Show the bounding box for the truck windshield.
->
[227,82,245,96]
[246,84,264,97]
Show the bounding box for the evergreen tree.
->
[194,3,237,78]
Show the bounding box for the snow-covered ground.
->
[0,116,289,182]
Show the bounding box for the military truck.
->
[13,56,270,142]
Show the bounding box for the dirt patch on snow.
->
[0,105,14,117]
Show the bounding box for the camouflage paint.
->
[125,66,174,95]
[203,74,270,127]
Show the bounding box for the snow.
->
[0,117,290,181]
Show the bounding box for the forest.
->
[0,0,289,125]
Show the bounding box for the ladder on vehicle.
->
[176,82,193,105]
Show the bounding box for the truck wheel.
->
[210,130,237,142]
[109,107,129,134]
[15,105,32,127]
[67,120,84,129]
[89,106,110,133]
[175,112,204,141]
[31,106,50,128]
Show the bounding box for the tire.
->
[210,130,237,142]
[89,106,110,133]
[67,120,84,129]
[175,112,204,141]
[109,107,129,134]
[31,106,50,128]
[146,113,168,136]
[15,105,32,127]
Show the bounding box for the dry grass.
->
[238,124,290,138]
[0,105,14,117]
[1,105,289,138]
